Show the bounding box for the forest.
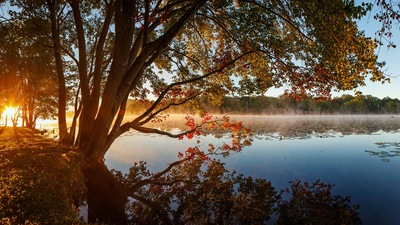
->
[127,94,400,115]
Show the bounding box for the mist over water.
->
[236,114,400,136]
[124,114,400,137]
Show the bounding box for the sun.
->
[2,107,18,118]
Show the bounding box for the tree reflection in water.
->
[111,158,361,225]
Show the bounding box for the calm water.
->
[105,115,400,225]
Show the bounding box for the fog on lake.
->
[105,115,400,225]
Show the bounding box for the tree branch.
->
[239,0,313,42]
[139,93,201,126]
[121,0,207,95]
[129,158,188,192]
[167,47,206,71]
[143,0,150,46]
[68,0,89,101]
[91,2,114,104]
[129,118,225,142]
[129,193,173,225]
[132,51,254,124]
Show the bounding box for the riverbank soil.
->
[0,127,86,224]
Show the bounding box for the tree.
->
[0,15,58,129]
[383,98,400,113]
[344,97,368,113]
[363,95,381,113]
[1,0,387,223]
[0,23,21,111]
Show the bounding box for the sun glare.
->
[3,107,18,118]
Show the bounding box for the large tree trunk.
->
[43,0,207,222]
[84,159,128,224]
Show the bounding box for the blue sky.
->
[266,3,400,99]
[350,6,400,99]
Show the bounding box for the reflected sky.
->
[106,115,400,225]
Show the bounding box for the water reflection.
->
[113,159,361,225]
[107,115,400,225]
[366,142,400,162]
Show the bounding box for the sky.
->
[354,5,400,99]
[266,2,400,99]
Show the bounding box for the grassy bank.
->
[0,127,86,225]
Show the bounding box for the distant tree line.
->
[216,94,400,114]
[127,94,400,115]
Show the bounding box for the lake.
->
[105,115,400,225]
